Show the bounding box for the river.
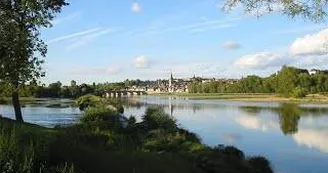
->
[0,96,327,173]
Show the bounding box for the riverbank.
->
[150,93,328,103]
[0,97,274,173]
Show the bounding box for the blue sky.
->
[41,0,328,85]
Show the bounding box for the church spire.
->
[169,71,173,92]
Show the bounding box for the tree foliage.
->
[224,0,328,22]
[0,0,68,121]
[0,0,68,83]
[189,66,328,97]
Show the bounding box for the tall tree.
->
[0,0,68,122]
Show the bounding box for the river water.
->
[0,96,327,173]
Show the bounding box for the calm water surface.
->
[0,99,81,127]
[0,96,327,173]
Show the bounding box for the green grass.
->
[50,145,205,173]
[152,92,328,103]
[0,118,206,173]
[153,93,275,98]
[1,97,39,105]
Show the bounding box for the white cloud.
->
[131,2,142,13]
[66,28,117,50]
[274,25,324,35]
[234,52,286,69]
[134,55,149,68]
[290,28,328,56]
[222,41,242,50]
[70,66,122,75]
[157,62,221,78]
[131,17,240,37]
[189,23,236,34]
[52,12,81,25]
[47,28,102,44]
[292,55,328,68]
[125,60,227,79]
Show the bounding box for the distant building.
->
[169,72,173,93]
[127,72,238,94]
[310,69,328,75]
[310,69,318,75]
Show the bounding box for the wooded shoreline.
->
[150,93,328,103]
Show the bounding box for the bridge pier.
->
[104,90,147,98]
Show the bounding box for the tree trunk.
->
[12,82,23,122]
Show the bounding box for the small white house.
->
[309,69,319,75]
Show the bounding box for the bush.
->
[144,130,189,152]
[0,128,76,173]
[127,116,136,127]
[76,95,102,110]
[0,97,7,104]
[142,106,177,131]
[80,107,123,130]
[178,128,201,143]
[248,156,273,173]
[0,130,35,173]
[106,99,124,114]
[292,87,308,98]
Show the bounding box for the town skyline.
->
[41,66,328,86]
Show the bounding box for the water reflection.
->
[122,97,328,136]
[235,114,279,132]
[0,99,81,128]
[2,96,326,173]
[294,128,328,153]
[239,103,328,135]
[120,96,328,173]
[236,103,328,154]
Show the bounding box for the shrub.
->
[142,106,177,131]
[178,128,201,143]
[248,156,273,173]
[106,99,124,114]
[0,128,76,173]
[0,97,7,104]
[144,130,188,152]
[0,129,35,173]
[292,87,308,98]
[80,107,123,130]
[143,128,203,153]
[76,95,102,110]
[127,116,136,127]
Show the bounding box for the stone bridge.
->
[103,90,147,98]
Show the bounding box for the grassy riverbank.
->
[151,93,328,103]
[0,95,273,173]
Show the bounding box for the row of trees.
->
[188,66,328,97]
[0,80,95,99]
[0,79,148,99]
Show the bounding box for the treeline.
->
[188,66,328,97]
[0,80,96,98]
[0,79,150,98]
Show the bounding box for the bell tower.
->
[169,72,173,92]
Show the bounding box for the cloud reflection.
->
[235,112,328,153]
[235,115,279,132]
[293,128,328,153]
